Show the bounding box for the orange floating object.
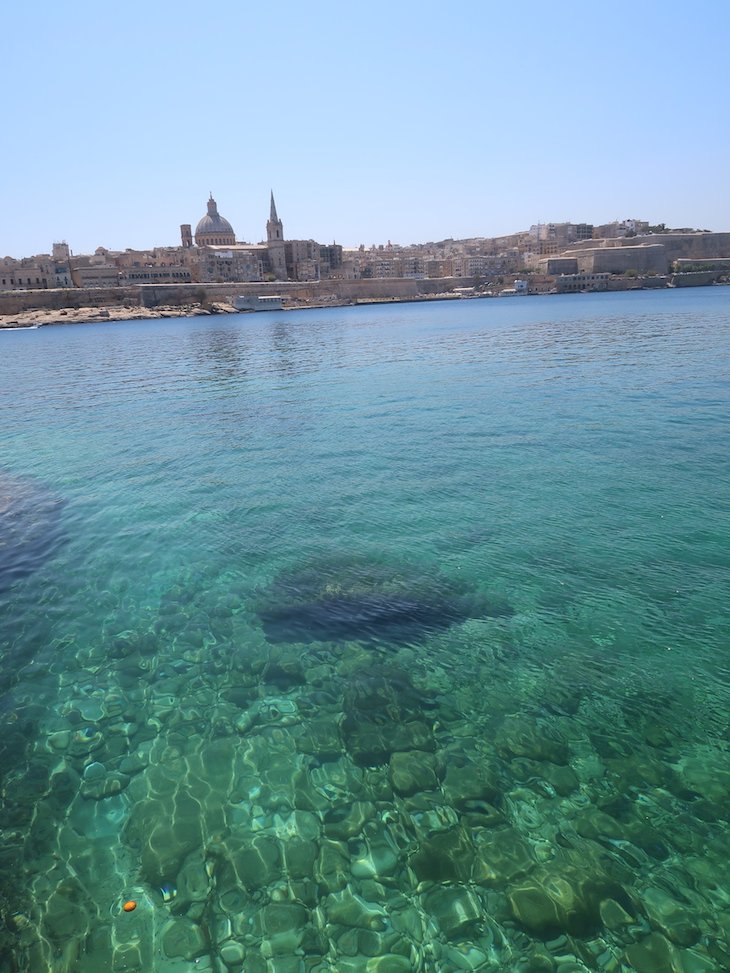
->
[122,901,137,913]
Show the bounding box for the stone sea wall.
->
[0,278,471,318]
[0,286,142,316]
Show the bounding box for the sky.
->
[2,0,729,257]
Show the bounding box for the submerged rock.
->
[340,665,436,766]
[0,470,65,592]
[254,553,505,645]
[422,884,483,940]
[624,932,683,973]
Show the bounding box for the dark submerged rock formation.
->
[255,553,508,645]
[0,471,65,592]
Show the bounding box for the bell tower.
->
[266,191,287,279]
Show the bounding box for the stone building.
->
[0,242,73,290]
[284,240,321,281]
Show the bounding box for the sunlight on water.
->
[1,288,729,972]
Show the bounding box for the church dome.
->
[195,194,236,245]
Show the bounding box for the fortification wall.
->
[574,245,667,275]
[0,286,141,316]
[1,277,472,317]
[565,232,730,262]
[140,277,462,307]
[634,232,730,261]
[671,272,723,287]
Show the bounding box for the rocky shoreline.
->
[0,302,247,330]
[0,295,458,331]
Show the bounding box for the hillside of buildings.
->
[2,200,730,325]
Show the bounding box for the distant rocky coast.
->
[0,302,247,330]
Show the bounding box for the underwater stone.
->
[325,888,388,931]
[678,754,730,804]
[439,943,491,970]
[259,958,305,973]
[82,761,106,781]
[229,834,282,891]
[273,809,321,842]
[508,882,564,936]
[520,948,556,972]
[126,793,204,885]
[290,768,339,814]
[442,760,501,808]
[574,808,625,841]
[340,665,436,765]
[112,942,143,972]
[388,750,439,796]
[422,885,482,940]
[218,886,248,914]
[173,860,210,914]
[256,901,309,938]
[624,933,682,973]
[496,716,570,765]
[343,719,435,767]
[406,799,460,838]
[47,731,71,751]
[511,757,578,797]
[42,888,89,943]
[68,726,104,758]
[510,863,631,939]
[255,554,483,644]
[119,752,148,776]
[261,654,306,689]
[0,471,65,592]
[365,953,412,972]
[679,948,720,973]
[282,837,318,879]
[80,770,129,800]
[323,801,376,840]
[350,833,400,881]
[599,897,634,930]
[410,826,474,884]
[472,827,535,887]
[460,799,504,829]
[161,918,207,960]
[316,838,351,894]
[220,939,245,967]
[295,719,343,758]
[309,755,365,800]
[626,822,671,861]
[641,886,700,947]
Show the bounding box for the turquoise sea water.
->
[1,288,729,972]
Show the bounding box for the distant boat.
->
[232,294,285,312]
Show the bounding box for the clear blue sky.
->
[3,0,729,256]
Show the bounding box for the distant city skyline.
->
[3,0,730,257]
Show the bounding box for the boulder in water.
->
[0,471,65,592]
[255,553,500,645]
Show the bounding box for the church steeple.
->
[266,190,287,280]
[267,190,284,243]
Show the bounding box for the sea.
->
[1,287,729,973]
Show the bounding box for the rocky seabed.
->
[3,574,730,973]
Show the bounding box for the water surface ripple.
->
[1,289,729,972]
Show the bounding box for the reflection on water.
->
[188,326,248,384]
[0,289,729,971]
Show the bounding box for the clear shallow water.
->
[1,289,729,972]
